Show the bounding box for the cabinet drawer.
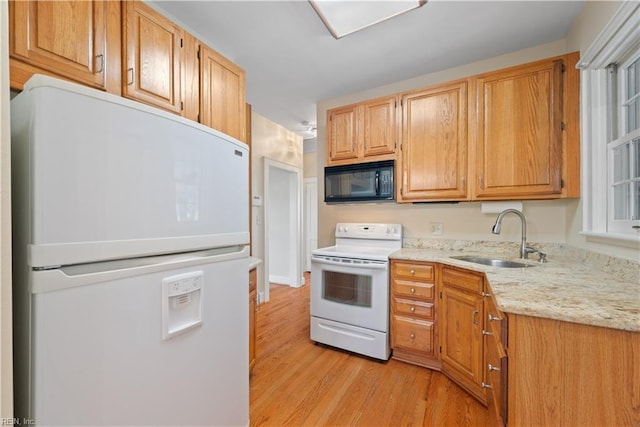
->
[393,280,435,301]
[442,266,484,294]
[392,262,435,282]
[392,316,434,355]
[393,297,434,319]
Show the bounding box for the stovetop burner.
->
[312,223,403,262]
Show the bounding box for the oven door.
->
[310,254,389,332]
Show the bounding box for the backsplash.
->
[402,238,639,284]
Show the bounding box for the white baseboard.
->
[269,274,292,286]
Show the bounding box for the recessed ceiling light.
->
[309,0,427,39]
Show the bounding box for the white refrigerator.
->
[11,75,250,426]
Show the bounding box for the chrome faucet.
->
[491,209,535,259]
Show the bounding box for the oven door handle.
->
[311,256,388,269]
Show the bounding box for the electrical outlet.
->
[430,222,443,235]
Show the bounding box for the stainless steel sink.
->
[450,255,538,268]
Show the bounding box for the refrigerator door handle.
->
[31,245,250,294]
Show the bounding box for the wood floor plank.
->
[250,274,490,426]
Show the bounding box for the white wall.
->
[251,112,303,296]
[315,5,638,262]
[0,0,13,418]
[303,138,317,179]
[563,1,638,259]
[267,166,291,282]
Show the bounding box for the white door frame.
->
[303,178,318,272]
[263,158,303,302]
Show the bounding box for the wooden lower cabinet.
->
[483,292,507,427]
[389,260,639,426]
[390,260,440,369]
[507,315,639,427]
[249,267,257,371]
[440,265,487,404]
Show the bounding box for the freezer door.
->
[25,247,249,426]
[11,76,249,267]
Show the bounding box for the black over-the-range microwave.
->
[324,160,394,203]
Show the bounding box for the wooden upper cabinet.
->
[472,57,564,199]
[181,31,200,123]
[200,45,247,142]
[122,0,183,114]
[327,96,397,165]
[362,97,397,158]
[399,81,468,202]
[327,105,359,163]
[9,0,108,90]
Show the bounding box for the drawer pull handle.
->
[410,306,415,313]
[488,314,502,322]
[488,363,500,372]
[410,333,415,339]
[482,330,493,336]
[481,382,493,389]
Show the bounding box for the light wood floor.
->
[249,273,490,427]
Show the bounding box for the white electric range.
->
[310,223,402,360]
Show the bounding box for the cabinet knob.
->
[410,333,416,339]
[488,363,500,372]
[410,288,415,293]
[410,269,415,275]
[482,330,493,336]
[481,382,493,389]
[410,306,415,313]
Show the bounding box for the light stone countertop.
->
[249,256,262,271]
[390,247,640,333]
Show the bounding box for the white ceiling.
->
[150,0,585,139]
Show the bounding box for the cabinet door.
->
[485,326,507,427]
[474,58,563,199]
[327,106,359,163]
[200,45,247,142]
[399,81,468,201]
[122,0,183,114]
[10,0,107,89]
[362,96,397,158]
[181,32,200,123]
[440,284,485,403]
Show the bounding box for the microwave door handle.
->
[375,171,380,195]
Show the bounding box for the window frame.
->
[608,51,640,233]
[578,2,640,246]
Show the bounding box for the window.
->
[608,54,640,233]
[578,2,640,243]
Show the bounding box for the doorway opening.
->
[263,158,303,302]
